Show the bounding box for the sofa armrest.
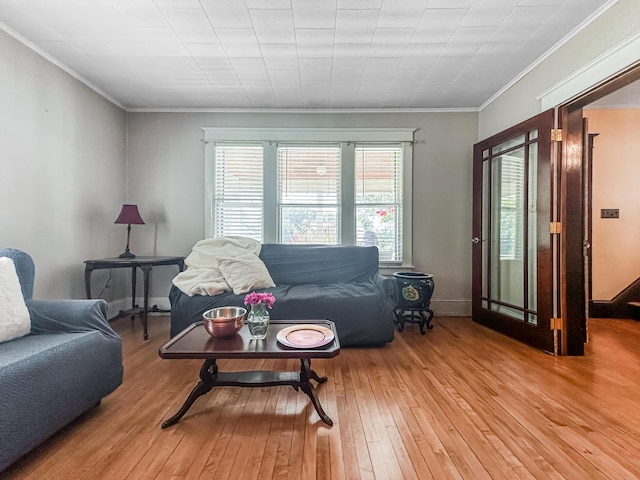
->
[375,275,398,301]
[27,299,120,341]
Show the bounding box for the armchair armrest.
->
[27,299,120,341]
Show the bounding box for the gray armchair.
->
[0,248,123,472]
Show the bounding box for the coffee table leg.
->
[299,359,333,426]
[162,359,216,428]
[307,366,327,384]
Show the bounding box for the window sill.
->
[379,264,415,276]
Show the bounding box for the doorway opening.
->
[560,63,640,355]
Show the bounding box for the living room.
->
[2,0,640,478]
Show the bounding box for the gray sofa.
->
[0,248,123,472]
[169,244,397,346]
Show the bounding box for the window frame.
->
[203,127,415,271]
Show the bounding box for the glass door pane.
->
[481,129,539,323]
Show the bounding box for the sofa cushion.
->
[218,253,275,295]
[259,244,379,285]
[0,257,31,343]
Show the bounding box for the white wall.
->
[479,0,640,139]
[0,30,127,303]
[126,111,478,316]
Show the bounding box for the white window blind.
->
[354,144,403,261]
[213,144,264,240]
[277,145,341,244]
[497,154,525,261]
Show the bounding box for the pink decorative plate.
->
[277,324,335,348]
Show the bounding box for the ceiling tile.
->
[427,0,475,8]
[201,0,253,29]
[335,9,379,44]
[332,44,370,69]
[299,58,333,83]
[154,0,202,7]
[250,9,296,44]
[292,0,336,29]
[413,8,467,43]
[273,88,304,107]
[399,43,443,69]
[302,81,331,107]
[229,57,269,80]
[295,28,335,58]
[243,83,277,108]
[202,68,241,87]
[461,2,517,28]
[338,0,383,8]
[216,28,261,57]
[107,0,167,28]
[268,69,302,88]
[377,0,426,28]
[372,27,414,46]
[260,44,299,70]
[185,43,225,58]
[162,8,218,44]
[246,0,292,8]
[364,57,402,80]
[331,68,364,83]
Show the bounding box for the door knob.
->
[472,237,480,244]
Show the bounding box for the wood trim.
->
[559,63,640,354]
[590,276,640,318]
[559,106,586,355]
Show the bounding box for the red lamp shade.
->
[114,204,145,225]
[114,204,145,258]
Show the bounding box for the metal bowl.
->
[202,306,247,338]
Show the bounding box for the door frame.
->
[559,63,640,355]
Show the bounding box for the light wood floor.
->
[4,315,640,479]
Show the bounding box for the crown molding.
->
[0,21,126,110]
[479,0,620,112]
[537,33,640,110]
[126,107,479,114]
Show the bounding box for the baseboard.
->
[105,297,471,320]
[430,298,471,317]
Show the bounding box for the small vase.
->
[247,302,270,340]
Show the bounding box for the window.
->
[278,145,341,244]
[204,128,414,268]
[355,145,403,262]
[212,144,264,239]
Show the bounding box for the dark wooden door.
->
[472,110,555,353]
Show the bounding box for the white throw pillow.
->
[218,253,276,295]
[0,257,31,343]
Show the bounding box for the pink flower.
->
[243,291,276,309]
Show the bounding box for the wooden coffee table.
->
[159,319,340,428]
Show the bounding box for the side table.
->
[84,256,185,340]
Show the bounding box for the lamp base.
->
[119,251,136,259]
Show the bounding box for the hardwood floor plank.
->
[4,316,640,480]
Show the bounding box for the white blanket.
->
[172,236,261,296]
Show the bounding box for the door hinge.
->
[550,317,563,331]
[550,222,562,234]
[551,128,562,141]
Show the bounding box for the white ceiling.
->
[0,0,617,111]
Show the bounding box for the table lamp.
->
[114,204,145,258]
